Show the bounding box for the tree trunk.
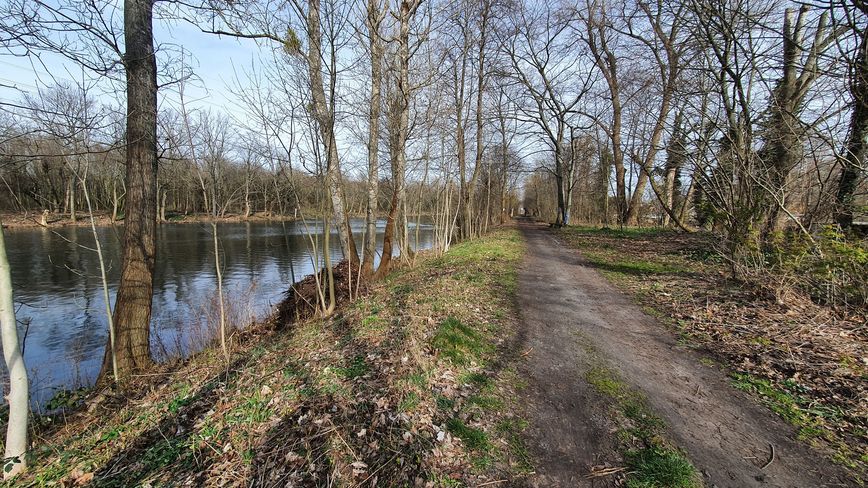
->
[160,188,167,222]
[111,183,119,222]
[835,27,867,229]
[462,0,490,239]
[624,168,648,225]
[68,176,76,223]
[377,0,419,274]
[307,0,357,262]
[555,143,568,225]
[362,0,383,278]
[761,7,816,236]
[98,0,158,383]
[0,222,28,478]
[244,175,251,219]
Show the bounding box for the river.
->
[4,219,434,407]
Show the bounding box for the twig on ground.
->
[585,466,626,478]
[477,480,508,487]
[761,442,775,470]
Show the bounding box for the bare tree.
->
[100,0,160,381]
[304,0,359,261]
[377,0,424,277]
[760,6,841,236]
[361,0,388,278]
[498,1,591,225]
[0,221,28,478]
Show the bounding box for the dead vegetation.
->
[554,226,867,478]
[1,228,530,487]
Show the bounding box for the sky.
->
[0,9,266,124]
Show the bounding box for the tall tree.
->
[306,0,359,261]
[378,0,423,276]
[760,6,839,235]
[100,0,159,381]
[361,0,387,278]
[500,1,590,225]
[834,3,868,229]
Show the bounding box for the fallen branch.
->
[761,442,775,470]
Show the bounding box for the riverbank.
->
[553,225,867,480]
[1,228,533,486]
[0,211,305,229]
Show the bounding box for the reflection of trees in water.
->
[5,220,436,405]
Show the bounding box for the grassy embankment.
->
[554,225,867,480]
[2,229,532,486]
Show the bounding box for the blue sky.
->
[0,12,266,121]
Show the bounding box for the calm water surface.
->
[5,219,433,407]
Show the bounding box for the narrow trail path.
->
[515,220,853,488]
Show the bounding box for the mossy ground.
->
[2,228,532,487]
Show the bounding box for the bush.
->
[764,227,868,307]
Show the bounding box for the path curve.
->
[515,220,853,488]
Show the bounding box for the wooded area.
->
[0,0,866,480]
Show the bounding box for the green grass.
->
[625,447,700,488]
[335,355,369,379]
[430,317,491,365]
[140,437,186,471]
[226,394,273,425]
[4,228,531,487]
[556,226,689,277]
[435,394,455,412]
[561,225,676,240]
[415,230,534,477]
[586,365,699,488]
[399,391,421,411]
[459,371,490,387]
[730,373,837,440]
[446,418,490,451]
[496,418,534,472]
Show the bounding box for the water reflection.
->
[5,219,434,407]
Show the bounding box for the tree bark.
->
[0,221,28,478]
[835,27,868,229]
[98,0,158,383]
[362,0,385,278]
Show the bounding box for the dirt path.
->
[515,220,853,488]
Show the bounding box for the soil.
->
[515,220,854,488]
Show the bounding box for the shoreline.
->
[1,211,429,230]
[0,212,307,230]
